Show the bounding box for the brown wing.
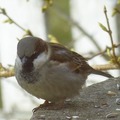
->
[49,43,92,74]
[48,43,113,78]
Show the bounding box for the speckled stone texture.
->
[30,77,120,120]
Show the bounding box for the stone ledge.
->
[30,77,120,120]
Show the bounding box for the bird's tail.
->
[90,69,114,78]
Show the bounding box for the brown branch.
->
[0,63,14,78]
[104,7,115,57]
[0,7,33,36]
[104,6,120,66]
[0,69,14,78]
[92,64,120,71]
[88,43,120,60]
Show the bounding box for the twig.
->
[0,69,14,78]
[92,63,120,71]
[0,8,33,36]
[104,6,119,65]
[88,43,120,60]
[5,13,26,31]
[0,63,14,78]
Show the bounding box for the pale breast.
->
[15,61,86,102]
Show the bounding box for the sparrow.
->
[14,36,113,110]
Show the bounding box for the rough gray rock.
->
[30,77,120,120]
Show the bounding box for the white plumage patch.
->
[33,52,49,69]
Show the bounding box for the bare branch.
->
[88,43,120,60]
[0,7,33,36]
[0,69,14,78]
[104,6,120,66]
[92,64,120,71]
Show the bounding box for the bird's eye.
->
[33,51,37,55]
[31,51,39,59]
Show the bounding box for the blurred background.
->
[0,0,120,120]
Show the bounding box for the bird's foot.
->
[32,100,53,112]
[33,100,65,112]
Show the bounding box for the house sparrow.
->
[15,37,113,110]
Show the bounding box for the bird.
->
[14,36,113,111]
